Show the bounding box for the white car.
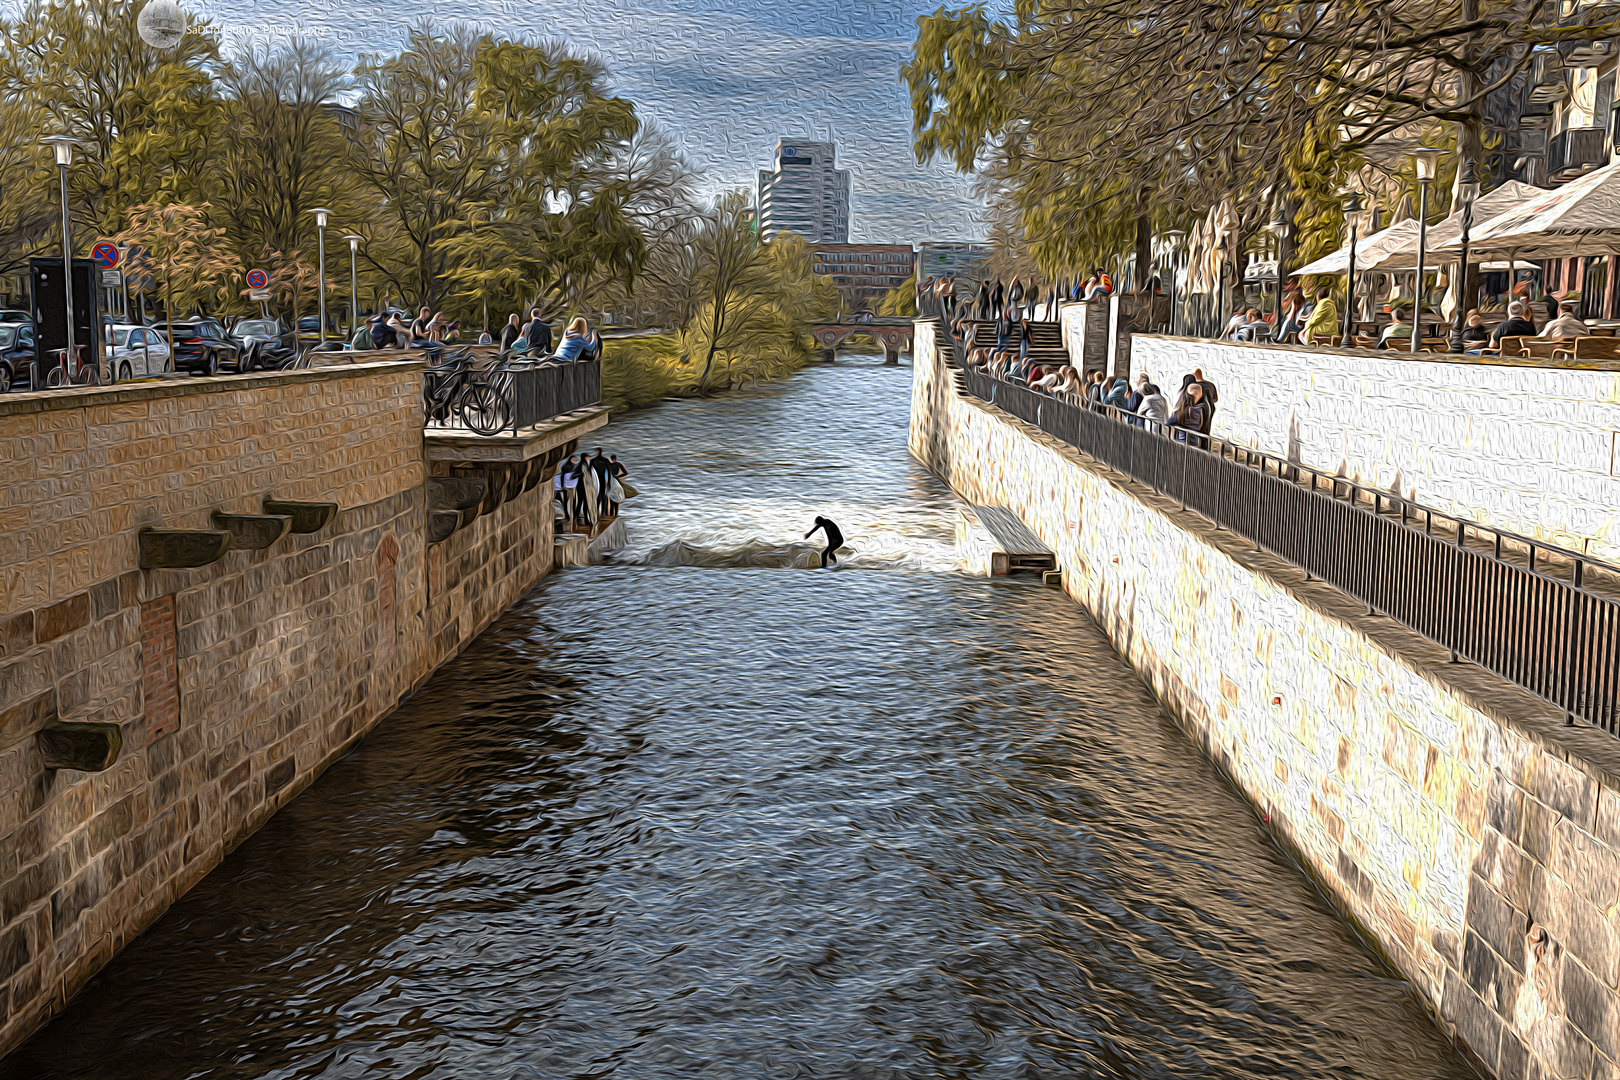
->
[107,324,171,381]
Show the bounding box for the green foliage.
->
[879,274,917,317]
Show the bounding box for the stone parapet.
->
[0,363,566,1057]
[912,321,1620,1080]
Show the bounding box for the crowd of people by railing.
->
[920,267,1126,325]
[351,301,604,367]
[941,301,1221,447]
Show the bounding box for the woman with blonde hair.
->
[554,317,590,362]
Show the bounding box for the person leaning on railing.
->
[553,318,591,362]
[1137,383,1170,428]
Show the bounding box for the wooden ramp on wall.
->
[957,505,1056,575]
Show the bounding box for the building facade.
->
[810,244,915,311]
[756,141,850,243]
[1501,38,1620,319]
[917,242,989,282]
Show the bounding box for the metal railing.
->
[424,354,601,435]
[508,358,601,430]
[955,361,1620,734]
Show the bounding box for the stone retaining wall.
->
[0,364,563,1055]
[1129,335,1620,561]
[913,320,1620,1080]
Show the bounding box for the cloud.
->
[182,0,990,240]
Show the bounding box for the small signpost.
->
[246,269,271,316]
[91,243,123,320]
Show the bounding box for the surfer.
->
[805,516,845,568]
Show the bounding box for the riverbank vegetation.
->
[600,215,838,410]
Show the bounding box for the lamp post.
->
[1340,192,1364,348]
[1448,159,1482,354]
[1266,208,1288,340]
[343,234,361,341]
[1165,229,1186,335]
[42,135,77,383]
[310,208,330,345]
[1411,147,1443,351]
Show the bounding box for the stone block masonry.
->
[0,363,570,1056]
[912,320,1620,1080]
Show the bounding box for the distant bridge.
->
[809,317,914,364]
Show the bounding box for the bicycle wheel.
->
[46,365,66,388]
[459,383,511,434]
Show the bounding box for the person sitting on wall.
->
[1540,300,1591,339]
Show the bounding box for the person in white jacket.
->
[1137,383,1170,430]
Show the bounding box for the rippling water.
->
[5,356,1473,1079]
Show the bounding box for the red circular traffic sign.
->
[91,242,119,268]
[245,269,269,290]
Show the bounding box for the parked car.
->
[0,309,33,325]
[166,318,240,376]
[107,324,171,381]
[297,316,329,336]
[231,318,283,350]
[0,320,37,392]
[233,318,303,371]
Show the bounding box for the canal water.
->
[5,357,1473,1079]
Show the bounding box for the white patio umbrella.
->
[1363,180,1545,271]
[1290,219,1422,276]
[1428,161,1620,259]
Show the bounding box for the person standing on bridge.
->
[1008,278,1025,322]
[990,279,1004,320]
[977,279,991,320]
[805,516,846,568]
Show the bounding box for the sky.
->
[187,0,990,243]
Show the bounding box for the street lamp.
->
[1411,147,1443,351]
[344,234,361,342]
[1266,208,1288,340]
[1340,192,1364,348]
[1164,229,1186,335]
[310,208,330,345]
[1448,159,1482,354]
[42,135,77,384]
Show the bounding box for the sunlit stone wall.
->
[913,320,1620,1080]
[0,365,562,1057]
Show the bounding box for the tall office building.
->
[756,140,850,243]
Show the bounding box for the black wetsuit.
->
[805,516,844,568]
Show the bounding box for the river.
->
[3,356,1473,1079]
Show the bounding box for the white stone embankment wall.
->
[1129,335,1620,561]
[912,320,1620,1080]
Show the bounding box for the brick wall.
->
[913,323,1620,1080]
[1129,336,1620,561]
[0,364,561,1056]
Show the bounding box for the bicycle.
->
[43,345,100,389]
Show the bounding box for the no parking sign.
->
[91,242,119,268]
[246,268,269,290]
